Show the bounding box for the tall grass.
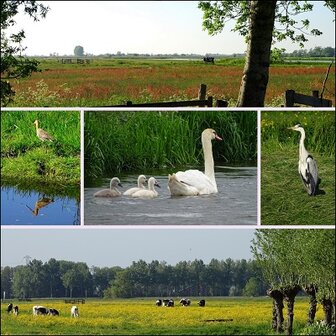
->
[1,111,80,186]
[84,111,257,179]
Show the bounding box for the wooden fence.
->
[284,90,332,107]
[98,84,228,108]
[64,299,85,304]
[60,58,92,65]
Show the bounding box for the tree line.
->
[286,46,335,58]
[1,258,267,300]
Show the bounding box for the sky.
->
[1,228,255,268]
[5,1,335,56]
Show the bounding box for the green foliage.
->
[1,1,49,106]
[252,230,335,300]
[84,111,257,179]
[198,1,331,47]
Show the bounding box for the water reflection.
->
[84,166,257,225]
[25,196,54,216]
[1,185,80,225]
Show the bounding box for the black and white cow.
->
[71,305,79,318]
[33,305,49,315]
[13,305,19,316]
[198,299,205,307]
[162,299,174,307]
[179,298,191,306]
[155,299,162,306]
[7,303,13,313]
[48,308,59,316]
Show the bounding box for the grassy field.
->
[1,111,80,189]
[261,111,335,225]
[0,297,326,335]
[84,111,257,180]
[7,58,335,107]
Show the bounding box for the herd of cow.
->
[6,303,79,317]
[156,298,205,307]
[6,299,205,317]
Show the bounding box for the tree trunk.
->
[304,284,317,325]
[321,298,333,326]
[267,288,285,333]
[237,0,277,107]
[282,285,301,336]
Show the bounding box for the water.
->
[1,185,80,225]
[84,166,257,225]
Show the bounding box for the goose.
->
[168,128,222,196]
[123,175,147,196]
[33,120,54,142]
[132,177,160,199]
[288,124,320,196]
[94,177,122,197]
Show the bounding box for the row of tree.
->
[252,229,335,334]
[286,46,335,58]
[1,258,267,300]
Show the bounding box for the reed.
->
[84,111,257,179]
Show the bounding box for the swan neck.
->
[202,135,215,182]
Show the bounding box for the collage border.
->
[1,106,335,229]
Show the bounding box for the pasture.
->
[7,58,335,107]
[261,111,335,225]
[0,297,325,335]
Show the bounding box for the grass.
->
[6,57,335,107]
[261,111,335,225]
[1,111,80,188]
[84,111,257,180]
[0,296,326,335]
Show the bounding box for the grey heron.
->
[288,124,320,196]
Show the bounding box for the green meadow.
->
[261,111,335,225]
[1,111,80,190]
[0,297,328,335]
[7,57,335,107]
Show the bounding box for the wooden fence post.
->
[198,84,207,100]
[285,90,295,107]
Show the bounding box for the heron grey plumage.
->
[288,124,320,196]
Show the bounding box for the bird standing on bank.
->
[288,124,320,196]
[33,120,54,142]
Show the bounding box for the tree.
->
[252,229,335,334]
[198,1,335,107]
[74,45,84,57]
[1,1,49,106]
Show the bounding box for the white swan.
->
[132,177,160,199]
[94,177,122,197]
[168,128,222,196]
[123,175,147,196]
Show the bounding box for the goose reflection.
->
[26,195,54,216]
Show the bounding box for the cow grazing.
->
[33,305,49,315]
[48,308,59,316]
[198,299,206,307]
[13,306,19,316]
[162,299,174,307]
[7,303,13,313]
[179,298,191,306]
[155,299,162,306]
[203,56,215,63]
[71,305,79,318]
